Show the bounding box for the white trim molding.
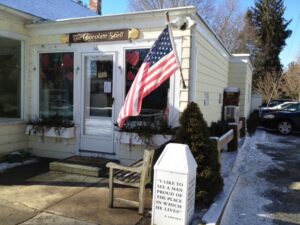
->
[231,54,253,71]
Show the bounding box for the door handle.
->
[112,97,115,105]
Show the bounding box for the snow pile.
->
[220,130,280,225]
[0,159,38,173]
[220,151,238,178]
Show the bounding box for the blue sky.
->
[83,0,300,68]
[279,0,300,68]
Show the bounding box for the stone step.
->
[49,156,118,177]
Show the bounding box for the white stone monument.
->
[151,143,197,225]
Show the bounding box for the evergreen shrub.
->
[247,109,260,136]
[209,120,232,137]
[175,102,223,205]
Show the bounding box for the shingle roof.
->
[0,0,98,20]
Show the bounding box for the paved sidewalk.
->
[0,159,152,225]
[220,130,300,225]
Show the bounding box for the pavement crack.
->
[41,211,100,225]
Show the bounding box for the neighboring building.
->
[229,54,253,118]
[251,91,263,112]
[0,2,252,163]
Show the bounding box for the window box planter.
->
[115,131,173,147]
[26,125,75,139]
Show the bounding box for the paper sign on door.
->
[104,81,112,93]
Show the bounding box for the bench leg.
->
[138,185,145,214]
[108,168,114,208]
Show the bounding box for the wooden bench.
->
[210,129,234,153]
[106,149,155,214]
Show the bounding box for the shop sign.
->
[64,28,140,44]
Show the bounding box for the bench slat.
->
[116,171,140,181]
[218,129,234,151]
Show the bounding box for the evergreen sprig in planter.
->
[26,115,75,141]
[115,113,176,147]
[115,131,173,147]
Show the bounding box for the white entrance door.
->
[80,53,116,154]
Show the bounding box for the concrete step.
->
[49,156,118,177]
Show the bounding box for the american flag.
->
[117,25,179,128]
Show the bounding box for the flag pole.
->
[166,11,187,89]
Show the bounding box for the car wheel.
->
[278,120,293,135]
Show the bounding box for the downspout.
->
[189,18,197,102]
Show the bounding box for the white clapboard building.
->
[0,1,252,163]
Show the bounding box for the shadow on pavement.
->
[0,158,105,187]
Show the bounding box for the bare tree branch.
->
[210,0,244,52]
[128,0,254,55]
[282,62,300,101]
[128,0,215,24]
[254,72,281,102]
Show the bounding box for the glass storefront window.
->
[125,49,169,112]
[39,52,74,120]
[0,37,21,120]
[125,49,170,128]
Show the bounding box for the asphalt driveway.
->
[221,130,300,225]
[259,132,300,224]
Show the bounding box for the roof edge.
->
[194,13,232,56]
[0,4,40,21]
[231,53,253,70]
[26,6,197,27]
[232,53,251,57]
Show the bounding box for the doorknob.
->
[112,97,115,104]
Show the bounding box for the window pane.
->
[39,53,74,120]
[85,55,113,118]
[125,49,169,114]
[0,37,21,120]
[83,55,114,136]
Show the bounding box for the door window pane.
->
[39,53,74,120]
[0,37,21,120]
[83,55,114,136]
[85,55,113,117]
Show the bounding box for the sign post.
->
[151,143,197,225]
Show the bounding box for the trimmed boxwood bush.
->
[209,120,232,137]
[176,102,223,205]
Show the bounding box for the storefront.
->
[23,8,192,162]
[0,6,253,163]
[28,32,182,160]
